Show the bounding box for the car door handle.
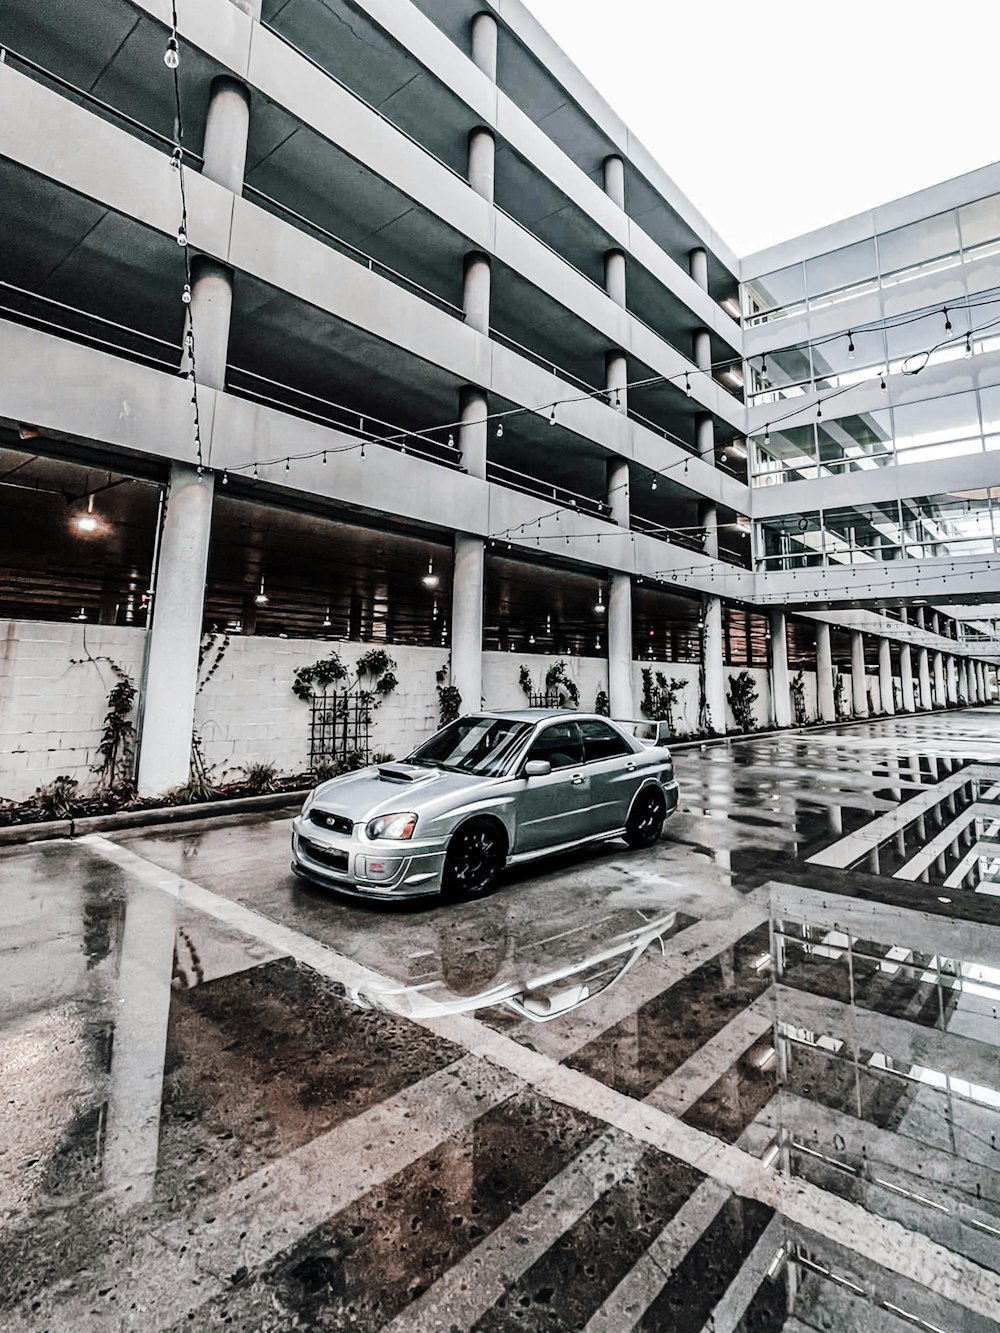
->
[571,773,585,785]
[626,762,636,772]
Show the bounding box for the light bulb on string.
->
[221,469,228,486]
[181,283,191,305]
[170,146,182,170]
[651,477,657,490]
[176,225,187,247]
[944,307,952,333]
[447,433,454,448]
[847,332,855,359]
[965,333,973,358]
[496,421,504,438]
[764,425,771,445]
[322,451,327,466]
[684,373,691,395]
[164,36,180,69]
[816,401,822,421]
[880,371,887,391]
[252,462,259,479]
[593,586,605,615]
[549,405,557,426]
[760,354,768,379]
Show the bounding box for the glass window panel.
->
[759,513,823,568]
[748,346,812,400]
[817,410,893,474]
[753,424,817,482]
[901,493,996,559]
[805,239,877,304]
[823,502,902,564]
[811,326,886,389]
[892,392,981,464]
[879,212,961,283]
[959,194,1000,253]
[884,304,959,370]
[980,384,1000,443]
[743,265,806,319]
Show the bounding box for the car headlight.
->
[366,812,418,840]
[301,788,317,816]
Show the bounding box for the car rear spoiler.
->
[614,718,672,749]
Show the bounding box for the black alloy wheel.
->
[624,786,666,848]
[442,819,506,900]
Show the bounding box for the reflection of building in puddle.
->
[809,760,1000,891]
[349,911,679,1024]
[767,882,1000,1278]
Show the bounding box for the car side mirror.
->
[524,759,551,778]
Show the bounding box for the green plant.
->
[31,775,78,819]
[371,751,396,764]
[834,674,847,720]
[241,760,279,794]
[727,670,759,732]
[790,671,808,725]
[544,660,580,708]
[518,665,533,700]
[374,671,398,696]
[197,631,230,694]
[436,664,462,727]
[355,649,394,680]
[311,759,339,783]
[641,670,687,731]
[292,652,348,701]
[172,779,216,804]
[594,689,610,716]
[339,749,368,772]
[94,671,137,792]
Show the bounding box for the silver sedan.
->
[290,710,679,902]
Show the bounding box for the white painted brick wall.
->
[482,652,609,712]
[0,619,146,801]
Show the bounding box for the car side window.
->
[579,720,633,762]
[526,722,583,770]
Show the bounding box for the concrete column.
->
[878,639,895,716]
[603,154,625,210]
[933,651,946,706]
[851,631,869,719]
[959,659,970,703]
[459,386,488,479]
[463,251,491,335]
[946,655,958,704]
[608,573,633,718]
[471,10,498,79]
[137,465,215,795]
[899,640,916,713]
[605,349,628,418]
[917,646,931,709]
[202,75,251,193]
[703,597,726,734]
[769,609,791,728]
[186,257,233,391]
[816,623,836,722]
[467,127,495,202]
[689,246,709,293]
[451,534,484,712]
[604,249,627,306]
[692,328,711,372]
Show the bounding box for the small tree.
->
[436,663,462,727]
[544,660,580,708]
[834,674,847,720]
[641,669,687,732]
[727,670,759,732]
[594,689,610,716]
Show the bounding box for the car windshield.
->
[408,716,532,775]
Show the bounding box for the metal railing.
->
[484,460,609,518]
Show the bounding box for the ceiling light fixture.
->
[593,586,606,615]
[422,557,440,588]
[74,494,100,534]
[322,604,332,629]
[254,575,269,607]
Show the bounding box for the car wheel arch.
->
[625,779,667,821]
[448,813,510,859]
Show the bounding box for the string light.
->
[684,373,691,395]
[760,354,768,378]
[944,307,952,333]
[496,422,504,438]
[176,226,187,247]
[181,283,191,305]
[847,332,855,359]
[965,332,973,358]
[163,35,180,69]
[221,469,229,486]
[549,405,557,426]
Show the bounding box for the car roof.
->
[478,709,606,722]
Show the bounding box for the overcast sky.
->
[522,0,1000,259]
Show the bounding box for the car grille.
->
[309,810,353,836]
[299,837,350,873]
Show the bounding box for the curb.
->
[0,789,309,848]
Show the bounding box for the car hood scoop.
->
[376,763,438,782]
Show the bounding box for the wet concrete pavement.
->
[3,711,1000,1330]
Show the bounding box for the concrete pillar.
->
[703,597,726,734]
[692,328,711,372]
[137,465,215,795]
[769,609,791,728]
[947,655,958,704]
[186,257,233,392]
[608,573,633,718]
[851,631,869,719]
[878,639,895,716]
[917,646,931,710]
[471,10,498,80]
[467,127,495,202]
[603,154,625,210]
[933,651,946,707]
[604,249,627,306]
[605,349,628,418]
[816,623,836,722]
[463,252,491,335]
[900,640,916,713]
[459,386,488,479]
[689,246,709,294]
[451,533,484,712]
[960,659,971,702]
[202,75,251,193]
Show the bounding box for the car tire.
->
[441,819,506,900]
[624,786,666,849]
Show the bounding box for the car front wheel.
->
[624,786,666,848]
[442,819,506,900]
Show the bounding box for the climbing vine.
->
[436,663,462,727]
[790,670,808,725]
[727,670,759,733]
[641,670,686,732]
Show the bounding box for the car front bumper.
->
[290,818,448,899]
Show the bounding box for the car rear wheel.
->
[624,786,666,848]
[442,819,506,900]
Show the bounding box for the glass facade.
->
[757,490,1000,570]
[743,189,1000,324]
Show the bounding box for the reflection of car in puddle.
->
[350,910,677,1023]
